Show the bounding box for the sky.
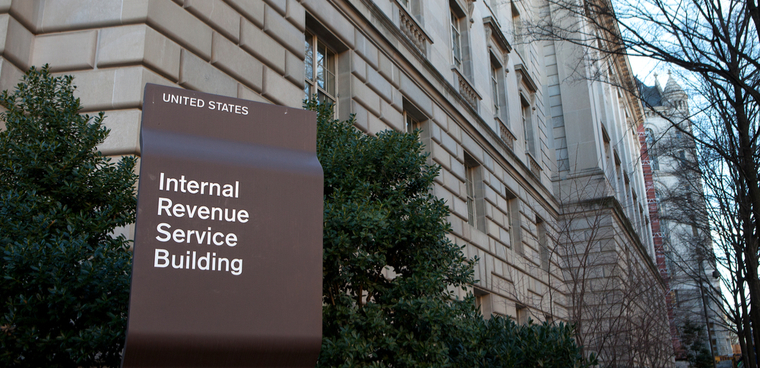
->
[629,55,667,87]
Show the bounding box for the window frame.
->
[403,98,427,135]
[304,31,338,106]
[450,8,463,70]
[505,189,522,253]
[537,216,550,271]
[521,95,536,156]
[491,63,501,117]
[404,111,420,134]
[489,51,509,126]
[516,304,529,325]
[465,161,477,226]
[464,152,485,231]
[511,2,523,48]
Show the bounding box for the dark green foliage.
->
[310,99,477,367]
[681,319,714,368]
[0,65,136,367]
[486,318,595,368]
[309,99,594,368]
[449,316,595,367]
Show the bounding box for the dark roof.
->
[636,77,662,107]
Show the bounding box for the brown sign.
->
[122,84,323,367]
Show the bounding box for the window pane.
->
[522,102,535,155]
[325,68,335,96]
[405,113,419,133]
[645,128,655,145]
[491,66,500,114]
[466,165,475,225]
[451,11,461,68]
[316,43,326,89]
[304,33,314,82]
[324,47,335,96]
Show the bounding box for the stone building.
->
[0,0,674,364]
[541,4,674,364]
[641,74,734,362]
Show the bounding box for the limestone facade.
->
[0,0,674,363]
[542,1,675,364]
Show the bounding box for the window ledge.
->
[527,152,542,178]
[497,117,516,151]
[452,67,481,111]
[397,2,433,55]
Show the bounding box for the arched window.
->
[645,128,655,146]
[645,128,659,170]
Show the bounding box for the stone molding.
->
[397,2,432,56]
[453,67,481,111]
[498,118,516,150]
[528,152,542,178]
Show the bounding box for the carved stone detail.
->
[454,68,479,110]
[528,154,542,178]
[500,123,516,150]
[399,8,427,54]
[466,0,476,26]
[460,78,478,109]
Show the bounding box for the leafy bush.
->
[0,65,136,367]
[309,99,594,368]
[310,99,477,367]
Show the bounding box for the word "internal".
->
[159,172,239,198]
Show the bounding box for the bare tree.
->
[523,0,759,364]
[551,174,674,367]
[650,119,750,364]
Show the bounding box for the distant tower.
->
[640,73,734,364]
[661,71,689,116]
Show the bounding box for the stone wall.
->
[0,0,652,327]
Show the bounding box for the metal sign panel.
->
[122,84,323,367]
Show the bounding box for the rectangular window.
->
[404,111,419,134]
[603,137,613,182]
[512,3,522,45]
[491,63,500,117]
[522,97,535,156]
[516,305,529,325]
[507,191,522,253]
[450,9,462,69]
[465,160,477,226]
[475,291,493,317]
[304,31,336,105]
[464,153,485,231]
[537,217,549,271]
[403,99,426,135]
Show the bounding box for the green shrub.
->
[309,99,595,368]
[0,65,136,367]
[309,99,477,367]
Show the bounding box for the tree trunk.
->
[738,255,757,368]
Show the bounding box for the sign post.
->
[122,84,323,367]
